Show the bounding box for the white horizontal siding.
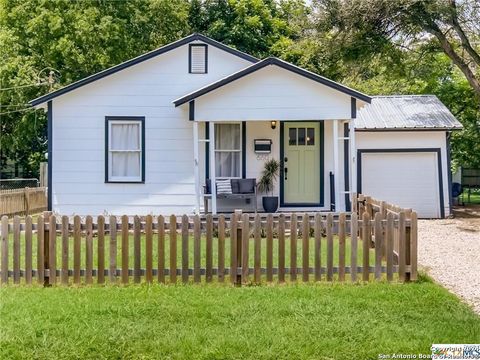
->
[51,42,251,215]
[194,66,352,121]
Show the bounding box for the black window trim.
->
[189,44,208,74]
[105,116,146,184]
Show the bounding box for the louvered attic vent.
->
[189,44,208,74]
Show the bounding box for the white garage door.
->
[360,152,441,218]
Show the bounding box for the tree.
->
[312,0,480,168]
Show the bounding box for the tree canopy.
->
[1,0,478,179]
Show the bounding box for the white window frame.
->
[214,122,242,179]
[106,118,144,183]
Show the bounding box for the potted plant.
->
[257,158,280,213]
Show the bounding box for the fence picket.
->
[85,215,93,285]
[326,214,333,281]
[302,213,309,282]
[49,215,57,285]
[169,215,177,284]
[386,213,394,282]
[230,215,237,284]
[374,213,383,280]
[157,215,165,284]
[98,215,105,284]
[290,214,297,281]
[266,214,273,282]
[254,214,262,284]
[242,213,250,284]
[13,216,20,284]
[338,213,346,282]
[314,213,322,281]
[145,215,153,283]
[1,216,8,284]
[37,215,44,284]
[122,215,129,284]
[350,213,358,282]
[193,215,201,283]
[206,214,213,283]
[398,212,406,282]
[217,215,225,282]
[109,216,117,283]
[278,214,285,283]
[25,216,32,284]
[61,215,69,285]
[73,216,81,284]
[133,216,141,284]
[182,215,189,283]
[362,212,371,281]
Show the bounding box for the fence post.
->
[43,211,52,287]
[410,211,418,281]
[235,210,242,286]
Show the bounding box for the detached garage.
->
[355,95,462,218]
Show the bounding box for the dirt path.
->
[418,217,480,314]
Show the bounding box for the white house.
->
[29,34,462,218]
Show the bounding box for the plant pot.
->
[262,196,279,213]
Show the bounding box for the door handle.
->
[284,167,288,180]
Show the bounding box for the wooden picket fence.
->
[0,197,417,286]
[0,187,47,217]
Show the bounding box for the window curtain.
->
[215,124,240,178]
[111,123,141,178]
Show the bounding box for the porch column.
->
[193,121,201,214]
[349,119,356,196]
[209,122,217,214]
[333,119,342,211]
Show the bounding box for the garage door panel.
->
[361,152,440,218]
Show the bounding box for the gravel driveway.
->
[418,217,480,314]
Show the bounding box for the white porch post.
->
[209,121,217,214]
[333,119,342,211]
[193,121,201,214]
[349,119,357,197]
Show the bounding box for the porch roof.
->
[173,57,372,107]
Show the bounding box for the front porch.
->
[192,118,357,215]
[173,56,369,215]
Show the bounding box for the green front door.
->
[283,122,321,204]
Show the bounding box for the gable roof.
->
[355,95,463,131]
[173,57,372,106]
[29,33,258,107]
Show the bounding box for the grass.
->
[1,276,479,359]
[460,188,480,204]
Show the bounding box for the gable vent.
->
[189,44,207,74]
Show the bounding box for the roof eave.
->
[355,126,463,131]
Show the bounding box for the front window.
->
[106,117,144,182]
[214,123,241,178]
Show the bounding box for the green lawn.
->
[1,276,479,359]
[461,188,480,204]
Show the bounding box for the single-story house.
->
[29,33,462,218]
